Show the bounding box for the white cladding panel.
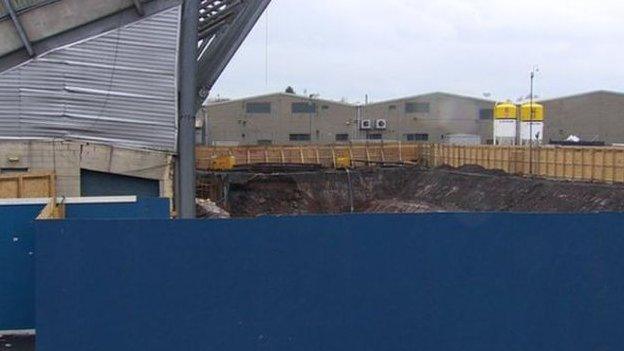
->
[520,122,544,143]
[494,119,517,139]
[0,6,180,151]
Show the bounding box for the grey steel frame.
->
[1,0,35,56]
[177,0,270,218]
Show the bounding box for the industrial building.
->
[203,90,624,147]
[201,93,359,145]
[541,91,624,144]
[360,93,495,144]
[201,92,495,145]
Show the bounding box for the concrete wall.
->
[542,91,624,144]
[203,92,495,146]
[0,141,174,197]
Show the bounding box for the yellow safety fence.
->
[196,144,624,184]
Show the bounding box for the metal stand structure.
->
[176,0,272,218]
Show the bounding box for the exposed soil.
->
[199,165,624,217]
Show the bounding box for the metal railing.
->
[1,0,59,19]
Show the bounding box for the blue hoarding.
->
[36,213,624,350]
[0,197,169,331]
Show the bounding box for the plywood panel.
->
[0,172,54,199]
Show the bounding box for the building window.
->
[479,108,494,120]
[321,105,330,110]
[257,139,273,146]
[405,102,430,114]
[291,102,317,114]
[335,133,349,142]
[404,133,429,142]
[389,105,397,110]
[289,133,311,141]
[367,133,383,140]
[0,167,29,174]
[246,102,272,114]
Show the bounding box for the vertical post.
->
[177,0,200,219]
[529,70,534,175]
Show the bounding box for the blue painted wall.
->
[36,213,624,351]
[0,204,41,331]
[0,198,169,331]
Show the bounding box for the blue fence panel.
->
[36,213,624,351]
[65,197,170,219]
[0,197,169,331]
[0,204,41,331]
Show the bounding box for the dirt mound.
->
[200,166,624,217]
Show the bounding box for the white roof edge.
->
[205,91,495,109]
[0,329,35,336]
[365,92,495,107]
[204,92,357,107]
[539,90,624,103]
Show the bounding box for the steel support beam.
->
[2,0,35,56]
[177,0,200,219]
[132,0,145,15]
[195,0,270,107]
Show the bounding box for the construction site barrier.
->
[197,144,624,183]
[0,172,56,199]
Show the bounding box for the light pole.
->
[529,66,539,175]
[308,94,317,144]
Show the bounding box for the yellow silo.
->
[519,102,545,145]
[493,101,518,145]
[494,102,518,120]
[520,102,545,122]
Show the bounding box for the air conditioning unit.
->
[360,119,372,130]
[375,119,388,130]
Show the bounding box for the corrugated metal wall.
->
[0,5,180,151]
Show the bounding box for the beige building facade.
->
[0,140,174,198]
[361,93,494,144]
[202,93,359,146]
[541,91,624,144]
[202,92,495,146]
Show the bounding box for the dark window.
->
[246,102,271,114]
[404,133,429,142]
[257,139,273,146]
[389,105,397,110]
[335,133,349,142]
[292,102,317,114]
[405,102,430,114]
[0,167,29,174]
[367,133,383,140]
[322,105,330,110]
[289,133,311,141]
[479,108,494,120]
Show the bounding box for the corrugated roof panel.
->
[0,5,180,151]
[0,71,20,136]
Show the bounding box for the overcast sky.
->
[211,0,624,104]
